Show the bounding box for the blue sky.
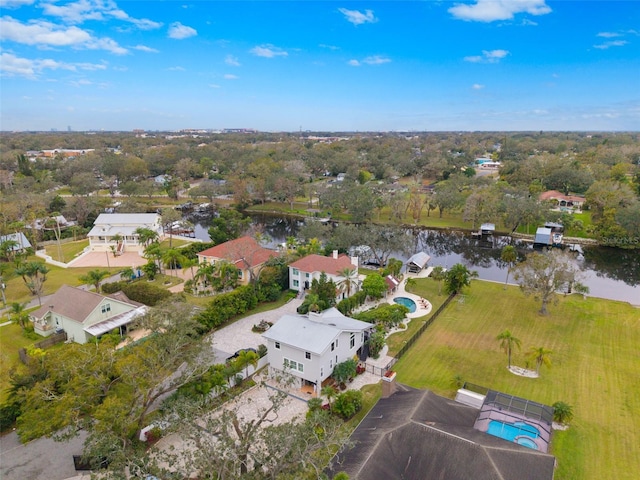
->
[1,0,638,132]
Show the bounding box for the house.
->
[87,213,163,253]
[539,190,585,211]
[288,252,359,298]
[29,285,147,344]
[406,251,431,274]
[196,236,277,285]
[262,308,373,393]
[31,215,76,231]
[0,232,32,253]
[384,275,401,295]
[328,385,555,480]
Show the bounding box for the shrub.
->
[0,400,21,432]
[257,344,268,358]
[121,282,172,306]
[333,390,363,419]
[331,359,358,384]
[552,401,574,425]
[101,280,127,294]
[195,285,258,330]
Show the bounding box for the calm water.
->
[189,213,640,305]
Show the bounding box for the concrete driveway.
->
[209,297,303,363]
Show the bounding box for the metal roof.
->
[407,251,431,268]
[84,306,147,336]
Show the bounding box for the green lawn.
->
[44,239,89,263]
[0,324,39,403]
[392,280,640,480]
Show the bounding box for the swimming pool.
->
[487,420,540,449]
[393,297,417,313]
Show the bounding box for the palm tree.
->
[9,302,29,330]
[430,266,446,295]
[144,242,163,275]
[552,401,574,425]
[337,267,358,299]
[119,267,135,282]
[79,269,111,293]
[134,227,159,248]
[528,346,553,375]
[496,330,521,369]
[181,257,198,281]
[194,262,215,292]
[444,263,478,295]
[302,293,322,313]
[162,248,185,277]
[500,245,518,288]
[15,261,49,305]
[234,349,259,378]
[321,385,337,411]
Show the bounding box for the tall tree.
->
[528,346,553,375]
[336,267,359,299]
[500,245,518,288]
[513,250,579,315]
[15,261,49,305]
[496,330,521,369]
[79,269,111,293]
[443,263,478,295]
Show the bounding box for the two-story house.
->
[87,213,163,254]
[288,252,359,299]
[196,236,277,285]
[29,285,147,344]
[262,308,372,394]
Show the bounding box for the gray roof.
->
[262,308,371,355]
[84,306,147,336]
[535,227,552,245]
[93,213,160,226]
[330,386,555,480]
[407,251,431,268]
[0,232,31,250]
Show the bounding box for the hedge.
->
[195,285,258,330]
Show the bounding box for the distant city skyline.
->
[1,1,639,132]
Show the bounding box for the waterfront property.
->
[288,251,359,298]
[405,251,431,274]
[261,308,372,394]
[29,285,147,344]
[87,213,163,253]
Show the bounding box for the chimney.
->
[381,370,398,398]
[332,250,338,259]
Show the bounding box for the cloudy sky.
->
[1,0,638,131]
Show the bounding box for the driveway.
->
[209,297,303,363]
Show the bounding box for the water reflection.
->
[190,212,639,305]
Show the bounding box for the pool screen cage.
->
[484,390,554,425]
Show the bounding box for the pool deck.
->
[386,267,433,319]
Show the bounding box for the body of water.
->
[189,212,640,306]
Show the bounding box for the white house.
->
[87,213,163,253]
[288,252,359,298]
[262,308,372,393]
[29,285,147,344]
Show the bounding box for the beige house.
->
[288,252,359,299]
[29,285,147,344]
[87,213,163,254]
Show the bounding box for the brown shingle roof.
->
[539,190,585,203]
[289,254,354,276]
[29,285,137,324]
[197,236,276,269]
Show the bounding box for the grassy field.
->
[392,279,640,480]
[0,324,38,403]
[44,239,89,263]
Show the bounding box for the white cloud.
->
[40,0,162,29]
[472,83,484,89]
[597,32,622,38]
[209,84,221,88]
[594,40,628,49]
[319,44,340,50]
[132,44,159,53]
[250,44,288,58]
[168,22,197,39]
[0,0,34,8]
[223,74,238,80]
[449,0,551,22]
[338,8,377,25]
[363,55,391,65]
[225,55,240,66]
[1,16,128,53]
[168,66,185,71]
[348,59,360,67]
[464,49,509,63]
[0,51,105,77]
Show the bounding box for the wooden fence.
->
[18,331,68,364]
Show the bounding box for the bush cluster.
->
[336,290,367,315]
[195,285,258,330]
[332,390,363,419]
[101,280,171,306]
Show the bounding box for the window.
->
[305,273,310,278]
[305,352,311,360]
[350,333,355,349]
[275,342,280,349]
[320,367,324,377]
[329,360,332,369]
[101,303,111,314]
[331,342,335,351]
[335,339,338,348]
[284,358,304,372]
[293,279,299,287]
[292,268,299,276]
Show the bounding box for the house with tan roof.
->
[288,251,359,298]
[196,236,277,285]
[29,285,147,344]
[539,190,585,211]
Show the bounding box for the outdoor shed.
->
[406,251,431,274]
